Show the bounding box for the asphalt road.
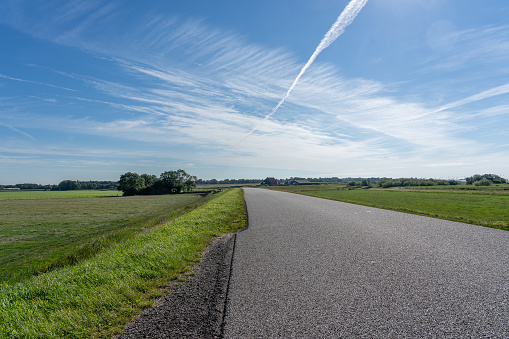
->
[222,188,509,338]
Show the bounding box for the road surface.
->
[222,188,509,338]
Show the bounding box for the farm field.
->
[0,193,206,284]
[269,185,509,231]
[0,189,246,338]
[0,190,122,200]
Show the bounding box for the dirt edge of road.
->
[117,232,237,339]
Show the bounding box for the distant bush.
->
[474,179,492,186]
[466,174,507,185]
[377,178,440,188]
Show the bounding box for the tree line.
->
[56,180,118,191]
[0,181,117,191]
[3,173,506,192]
[117,169,197,196]
[374,178,460,188]
[346,174,507,188]
[287,177,382,183]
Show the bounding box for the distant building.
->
[261,177,278,186]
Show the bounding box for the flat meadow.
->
[0,189,123,200]
[0,191,205,284]
[269,184,509,231]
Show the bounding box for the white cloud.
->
[421,24,509,73]
[1,1,508,179]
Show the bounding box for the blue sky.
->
[1,0,508,184]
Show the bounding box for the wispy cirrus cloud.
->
[423,24,509,73]
[1,0,508,180]
[0,73,76,91]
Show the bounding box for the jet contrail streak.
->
[243,0,368,139]
[0,122,36,141]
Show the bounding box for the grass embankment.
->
[270,185,509,231]
[1,194,206,284]
[0,188,246,338]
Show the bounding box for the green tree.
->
[160,169,196,194]
[140,174,156,187]
[466,174,482,185]
[347,181,358,187]
[183,175,197,192]
[160,171,180,194]
[466,174,507,185]
[117,172,144,196]
[57,180,81,191]
[482,174,506,184]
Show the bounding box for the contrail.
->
[0,73,77,92]
[0,122,36,141]
[243,0,368,139]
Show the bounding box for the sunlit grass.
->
[270,185,509,230]
[0,194,206,284]
[0,190,122,200]
[0,189,245,338]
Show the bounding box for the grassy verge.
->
[269,186,509,230]
[1,194,206,284]
[0,188,245,338]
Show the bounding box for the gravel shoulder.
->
[117,232,237,338]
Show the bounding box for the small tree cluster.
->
[57,180,81,191]
[465,174,507,185]
[117,169,196,196]
[346,179,373,188]
[473,178,492,186]
[377,178,459,188]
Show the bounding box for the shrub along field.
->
[0,188,246,338]
[269,184,509,231]
[0,193,206,284]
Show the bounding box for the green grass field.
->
[0,190,123,200]
[0,193,206,284]
[269,185,509,230]
[0,189,245,338]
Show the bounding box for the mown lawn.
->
[0,189,246,338]
[0,190,122,200]
[0,194,206,284]
[269,186,509,230]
